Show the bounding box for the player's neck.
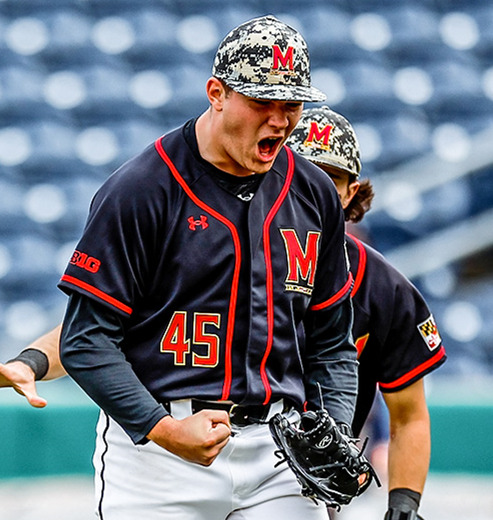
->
[195,111,257,178]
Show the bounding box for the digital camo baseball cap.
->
[287,106,361,177]
[212,15,326,102]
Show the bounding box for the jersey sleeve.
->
[372,250,447,393]
[58,150,164,317]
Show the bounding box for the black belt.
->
[187,399,290,426]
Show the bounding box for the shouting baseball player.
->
[287,106,447,520]
[2,17,361,520]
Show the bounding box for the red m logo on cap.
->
[304,122,333,150]
[272,45,294,71]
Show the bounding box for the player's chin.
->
[250,158,276,175]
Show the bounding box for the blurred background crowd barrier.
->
[0,0,492,492]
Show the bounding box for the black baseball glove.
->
[269,408,380,509]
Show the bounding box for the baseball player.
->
[2,17,358,520]
[287,106,447,520]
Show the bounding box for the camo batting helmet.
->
[287,106,361,177]
[212,15,326,103]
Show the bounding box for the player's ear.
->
[341,180,360,209]
[206,77,226,111]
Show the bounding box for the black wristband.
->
[7,348,49,381]
[388,488,421,512]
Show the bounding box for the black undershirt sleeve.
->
[59,293,168,444]
[304,297,358,427]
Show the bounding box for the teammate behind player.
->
[2,17,358,520]
[287,106,447,520]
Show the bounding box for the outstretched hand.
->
[147,410,232,466]
[0,361,47,408]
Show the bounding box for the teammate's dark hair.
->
[345,177,374,223]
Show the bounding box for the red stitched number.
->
[160,311,190,365]
[193,313,220,367]
[160,311,220,367]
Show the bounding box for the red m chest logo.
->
[280,229,320,294]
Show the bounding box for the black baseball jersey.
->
[346,233,447,436]
[58,120,357,435]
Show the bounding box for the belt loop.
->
[264,399,285,421]
[169,399,193,420]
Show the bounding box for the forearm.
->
[60,294,168,444]
[387,412,430,493]
[24,325,66,380]
[384,380,431,493]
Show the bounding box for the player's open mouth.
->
[258,137,282,160]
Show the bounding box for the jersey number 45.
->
[160,311,221,367]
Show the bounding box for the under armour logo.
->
[188,215,209,231]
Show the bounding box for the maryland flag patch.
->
[417,315,441,351]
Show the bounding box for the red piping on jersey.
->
[60,275,133,315]
[310,272,353,311]
[346,233,367,297]
[259,146,295,405]
[154,137,241,401]
[379,345,447,390]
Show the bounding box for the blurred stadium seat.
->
[469,166,493,214]
[468,5,493,63]
[380,4,444,61]
[280,5,369,65]
[370,109,433,168]
[213,5,266,36]
[0,64,56,121]
[15,119,80,177]
[425,56,486,115]
[336,59,403,116]
[0,177,33,234]
[114,7,184,68]
[0,234,61,293]
[67,63,140,122]
[106,118,164,161]
[31,8,97,67]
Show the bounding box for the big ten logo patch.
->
[304,121,333,151]
[69,250,101,273]
[271,45,295,76]
[417,315,441,351]
[280,229,320,296]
